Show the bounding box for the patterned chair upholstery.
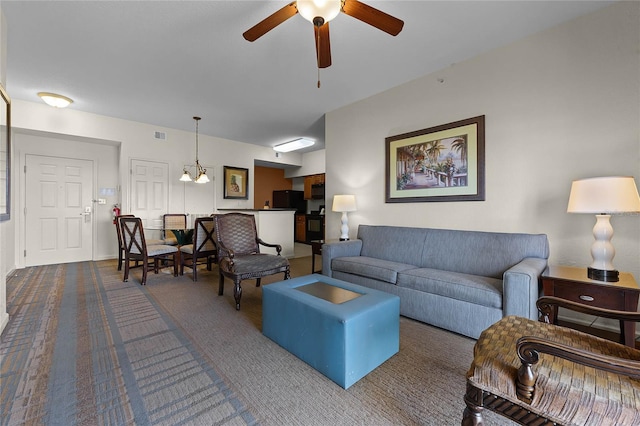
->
[162,213,187,245]
[120,217,178,285]
[213,213,290,310]
[463,296,640,425]
[180,217,217,281]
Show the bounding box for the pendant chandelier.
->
[180,116,210,183]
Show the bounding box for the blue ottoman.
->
[262,274,400,389]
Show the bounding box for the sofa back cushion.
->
[421,229,549,279]
[358,225,429,266]
[357,225,549,280]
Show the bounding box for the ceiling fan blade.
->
[341,0,404,36]
[243,2,298,42]
[314,22,332,68]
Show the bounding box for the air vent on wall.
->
[154,131,167,140]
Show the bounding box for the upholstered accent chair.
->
[213,213,290,310]
[120,217,179,285]
[180,217,217,281]
[464,296,640,425]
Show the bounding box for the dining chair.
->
[162,213,188,245]
[180,217,217,281]
[120,216,178,285]
[115,214,135,271]
[213,213,290,310]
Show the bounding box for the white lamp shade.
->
[297,0,341,23]
[332,194,357,212]
[195,173,209,184]
[567,176,640,214]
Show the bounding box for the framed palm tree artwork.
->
[385,115,485,203]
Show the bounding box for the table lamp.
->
[332,195,357,241]
[567,176,640,282]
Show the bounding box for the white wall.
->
[3,99,306,273]
[285,149,326,178]
[325,2,640,282]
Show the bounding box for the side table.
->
[541,265,640,347]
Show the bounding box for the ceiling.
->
[2,1,611,153]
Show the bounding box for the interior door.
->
[129,159,169,239]
[25,154,94,266]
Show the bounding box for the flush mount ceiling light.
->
[180,116,210,184]
[37,92,73,108]
[273,138,315,153]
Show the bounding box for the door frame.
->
[15,130,119,269]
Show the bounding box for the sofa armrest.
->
[503,257,548,319]
[321,240,363,277]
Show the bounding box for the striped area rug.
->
[2,259,516,426]
[1,262,256,425]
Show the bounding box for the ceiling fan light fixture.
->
[297,0,341,24]
[38,92,73,108]
[273,138,315,152]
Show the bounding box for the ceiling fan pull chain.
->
[314,17,323,88]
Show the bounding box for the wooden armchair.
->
[213,213,290,310]
[463,296,640,425]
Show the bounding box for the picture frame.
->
[0,83,10,221]
[223,166,249,199]
[385,115,485,203]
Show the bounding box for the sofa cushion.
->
[397,268,503,309]
[357,225,427,266]
[420,229,549,279]
[331,256,418,284]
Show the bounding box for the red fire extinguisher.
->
[112,204,121,224]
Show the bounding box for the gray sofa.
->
[322,225,549,339]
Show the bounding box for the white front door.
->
[25,154,94,266]
[129,159,169,238]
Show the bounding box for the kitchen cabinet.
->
[303,174,325,199]
[295,214,306,242]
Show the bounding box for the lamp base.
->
[587,267,619,282]
[339,238,349,241]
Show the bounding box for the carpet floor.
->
[1,257,515,425]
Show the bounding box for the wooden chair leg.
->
[123,256,130,282]
[233,279,242,310]
[172,253,178,277]
[256,278,261,287]
[462,384,484,426]
[118,249,123,271]
[218,273,225,295]
[192,257,198,282]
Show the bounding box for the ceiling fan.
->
[243,0,404,70]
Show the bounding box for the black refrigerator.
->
[272,190,306,213]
